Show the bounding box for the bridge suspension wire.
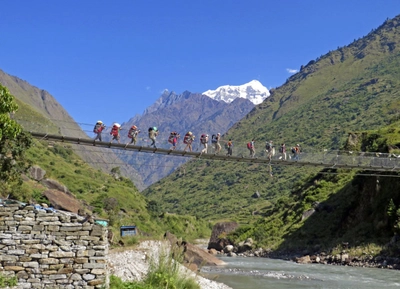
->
[16,116,400,157]
[28,132,400,174]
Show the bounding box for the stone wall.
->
[0,203,108,288]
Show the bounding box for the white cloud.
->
[146,86,151,91]
[286,68,299,74]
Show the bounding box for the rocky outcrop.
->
[208,222,239,251]
[41,178,71,195]
[183,243,226,267]
[164,232,226,268]
[43,189,81,214]
[29,165,46,181]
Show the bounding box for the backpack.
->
[148,127,153,132]
[279,146,283,153]
[265,143,271,151]
[168,132,176,144]
[226,141,233,149]
[291,147,296,154]
[111,125,119,136]
[128,127,137,138]
[211,134,217,144]
[200,134,208,144]
[183,132,193,144]
[247,142,252,150]
[93,123,101,133]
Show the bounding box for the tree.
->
[0,85,32,197]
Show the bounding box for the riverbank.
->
[213,246,400,270]
[107,240,232,289]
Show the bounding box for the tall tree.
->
[0,85,32,197]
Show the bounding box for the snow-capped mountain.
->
[202,80,270,105]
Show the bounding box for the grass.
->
[0,273,17,288]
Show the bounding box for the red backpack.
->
[247,142,252,149]
[111,125,119,136]
[168,132,176,143]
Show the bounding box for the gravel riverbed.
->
[108,240,232,289]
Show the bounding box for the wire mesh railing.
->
[14,116,400,172]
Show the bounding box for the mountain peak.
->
[202,80,270,105]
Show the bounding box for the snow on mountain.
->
[202,80,270,105]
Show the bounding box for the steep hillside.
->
[231,121,400,253]
[19,139,211,242]
[118,92,254,187]
[0,70,146,190]
[144,16,400,222]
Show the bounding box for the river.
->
[201,256,400,289]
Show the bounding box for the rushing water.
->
[201,256,400,289]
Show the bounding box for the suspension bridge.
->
[13,116,400,174]
[29,131,400,174]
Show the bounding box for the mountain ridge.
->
[144,14,400,224]
[0,69,146,190]
[203,79,270,105]
[119,92,254,187]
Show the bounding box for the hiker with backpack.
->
[183,131,195,152]
[200,134,209,154]
[128,125,140,145]
[168,131,180,150]
[247,139,255,158]
[93,120,106,141]
[110,123,122,144]
[211,133,221,154]
[265,140,274,160]
[226,139,233,156]
[148,127,159,148]
[293,144,301,160]
[279,143,287,160]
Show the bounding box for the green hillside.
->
[231,121,400,253]
[144,16,400,227]
[1,85,211,244]
[23,139,211,241]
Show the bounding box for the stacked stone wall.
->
[0,203,108,288]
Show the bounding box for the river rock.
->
[296,255,311,264]
[341,254,349,263]
[184,243,226,266]
[223,245,234,253]
[208,222,238,251]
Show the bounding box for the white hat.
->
[114,123,121,127]
[217,133,220,135]
[97,120,103,124]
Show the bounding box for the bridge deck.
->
[29,132,400,173]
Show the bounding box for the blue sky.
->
[1,0,400,127]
